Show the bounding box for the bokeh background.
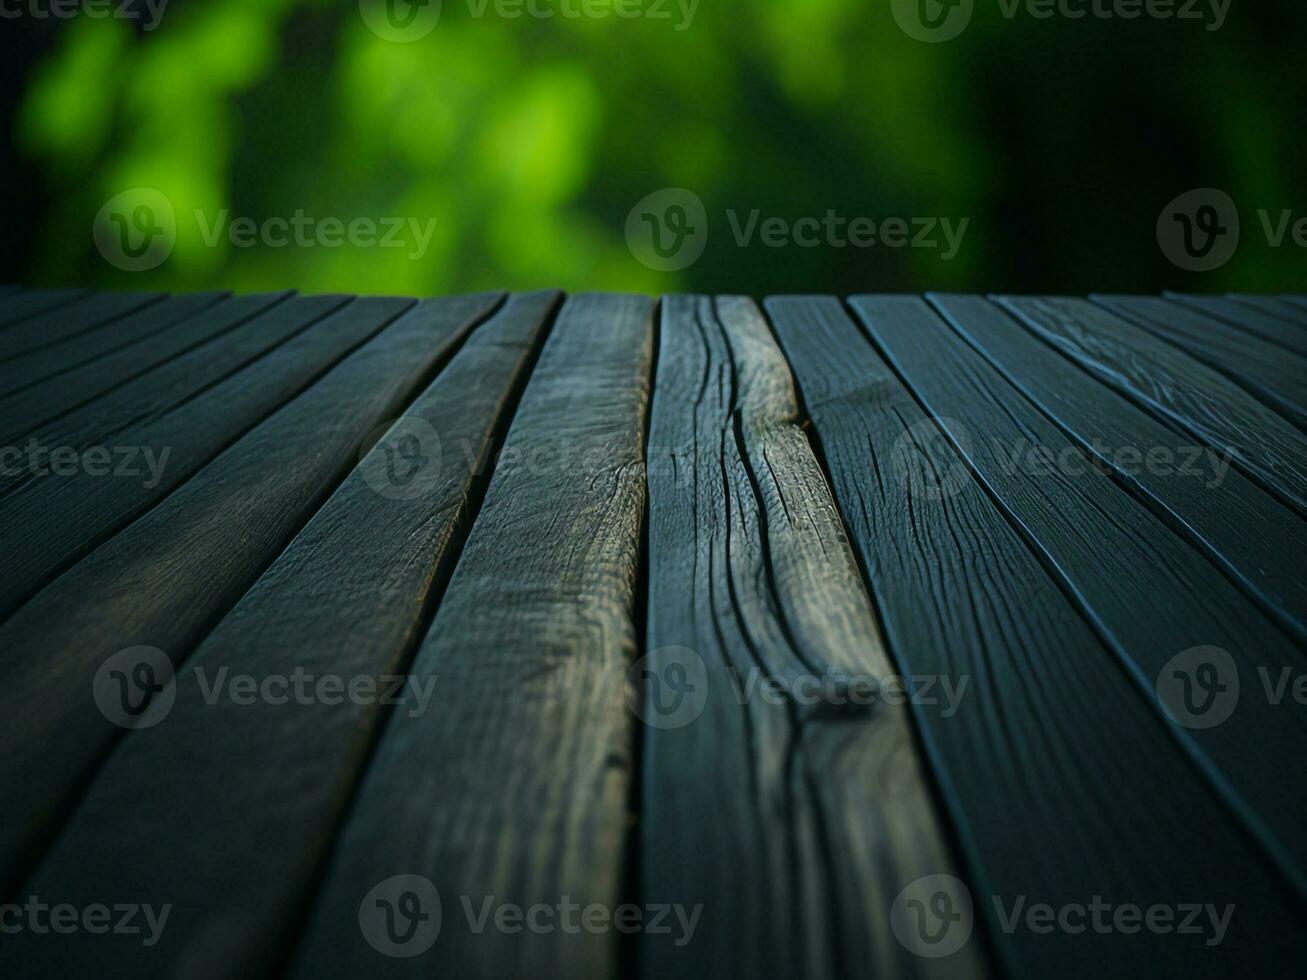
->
[1,0,1304,296]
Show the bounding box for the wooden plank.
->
[0,293,338,497]
[0,295,407,620]
[0,291,163,362]
[2,293,553,978]
[0,292,513,941]
[1163,293,1307,358]
[854,293,1307,896]
[3,291,549,975]
[1093,294,1307,430]
[0,287,92,328]
[0,291,231,393]
[930,294,1307,643]
[769,295,1307,979]
[289,293,653,980]
[638,295,985,980]
[995,296,1307,518]
[1227,294,1307,326]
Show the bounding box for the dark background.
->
[1,0,1304,296]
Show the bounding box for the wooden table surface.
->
[1,287,1304,979]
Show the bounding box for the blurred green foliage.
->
[11,0,1307,294]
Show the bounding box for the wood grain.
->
[0,288,92,329]
[930,294,1307,643]
[770,294,1306,980]
[996,296,1307,518]
[1093,294,1307,431]
[0,290,231,394]
[0,291,162,362]
[2,292,550,979]
[1163,293,1307,358]
[0,295,400,619]
[0,292,291,457]
[1226,294,1307,326]
[856,293,1307,897]
[637,295,985,980]
[289,293,654,980]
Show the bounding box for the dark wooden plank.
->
[0,290,231,393]
[638,295,984,980]
[929,294,1307,644]
[0,287,92,328]
[0,291,163,361]
[289,293,653,980]
[1163,293,1307,358]
[0,293,340,497]
[3,292,553,978]
[855,293,1307,895]
[995,296,1307,518]
[768,295,1306,979]
[0,293,520,963]
[0,295,408,620]
[1093,294,1307,431]
[1227,294,1307,326]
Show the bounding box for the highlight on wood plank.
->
[0,287,1303,980]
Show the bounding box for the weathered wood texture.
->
[0,291,291,454]
[0,287,92,329]
[0,291,230,393]
[1093,294,1307,431]
[0,288,1302,980]
[2,292,553,979]
[639,295,984,980]
[929,294,1307,642]
[1165,293,1307,358]
[0,291,161,361]
[1225,294,1307,324]
[0,295,400,617]
[996,296,1307,518]
[857,293,1307,896]
[0,293,500,895]
[770,295,1306,980]
[1227,294,1307,324]
[290,293,654,980]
